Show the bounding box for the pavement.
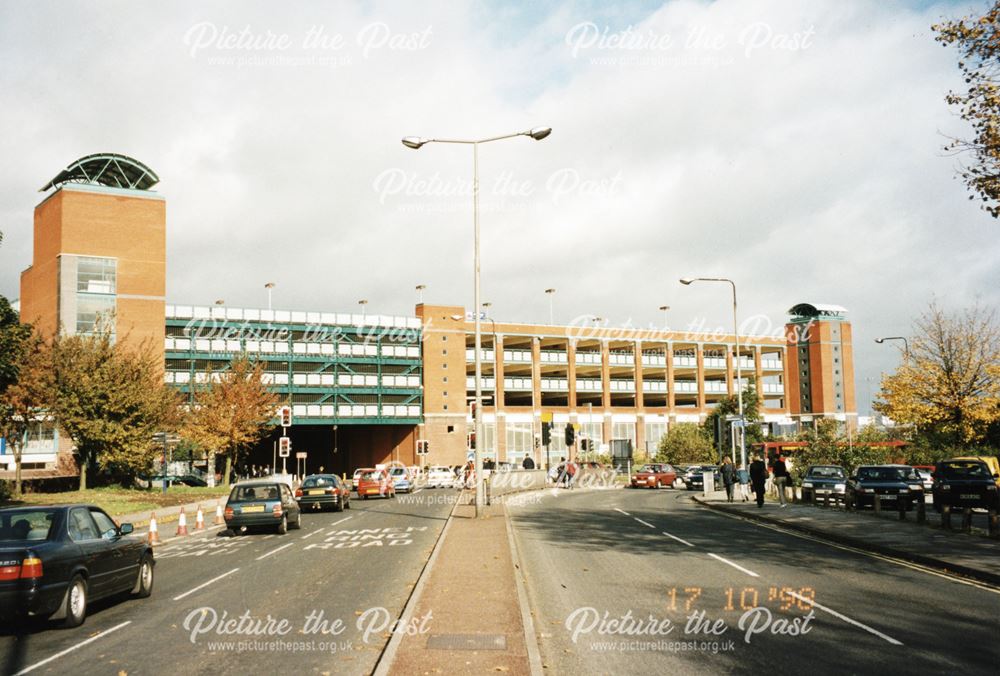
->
[692,490,1000,587]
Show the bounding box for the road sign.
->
[295,452,307,459]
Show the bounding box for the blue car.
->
[224,480,302,534]
[388,467,413,493]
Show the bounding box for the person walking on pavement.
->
[749,454,768,508]
[772,455,790,507]
[736,465,751,502]
[522,455,535,470]
[719,456,736,502]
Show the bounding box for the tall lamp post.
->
[415,284,426,304]
[680,277,746,469]
[658,305,670,329]
[875,336,909,359]
[265,282,275,311]
[403,126,552,517]
[545,288,556,325]
[358,299,368,318]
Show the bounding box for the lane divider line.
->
[634,518,655,529]
[662,531,695,547]
[614,508,631,516]
[788,591,903,645]
[299,528,325,540]
[707,553,759,578]
[12,621,131,676]
[173,568,240,601]
[256,542,294,561]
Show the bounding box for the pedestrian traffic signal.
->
[279,406,292,428]
[565,424,575,446]
[542,422,551,446]
[468,432,476,450]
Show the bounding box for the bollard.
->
[873,494,881,515]
[809,490,816,507]
[989,509,999,539]
[821,493,828,509]
[942,504,951,530]
[898,498,906,521]
[962,508,973,533]
[917,498,926,524]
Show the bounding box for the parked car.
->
[630,463,678,489]
[355,468,396,499]
[0,505,154,628]
[224,480,302,534]
[931,458,1000,513]
[426,465,456,489]
[912,465,935,492]
[952,456,1000,488]
[845,465,924,510]
[683,465,724,491]
[295,474,351,512]
[388,466,413,493]
[800,465,848,503]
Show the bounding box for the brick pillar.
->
[696,343,706,412]
[666,342,675,413]
[567,339,577,409]
[601,340,611,409]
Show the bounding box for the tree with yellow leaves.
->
[874,302,999,447]
[934,2,1000,217]
[182,356,278,486]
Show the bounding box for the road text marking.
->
[13,621,131,676]
[788,591,902,645]
[707,553,759,578]
[173,568,240,601]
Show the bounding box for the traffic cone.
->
[214,500,225,525]
[148,513,160,545]
[194,505,206,532]
[175,508,189,537]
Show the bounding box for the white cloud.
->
[0,0,996,414]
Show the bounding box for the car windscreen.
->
[389,468,407,476]
[858,468,912,481]
[302,476,337,488]
[808,467,845,479]
[0,509,57,542]
[231,485,279,501]
[938,462,990,479]
[360,471,383,481]
[639,465,659,473]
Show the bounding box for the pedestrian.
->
[522,455,535,470]
[749,454,768,508]
[566,461,578,489]
[719,456,736,503]
[736,466,751,502]
[772,456,790,507]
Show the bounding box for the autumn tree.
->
[182,356,278,486]
[793,420,901,478]
[51,323,179,489]
[874,301,1000,447]
[656,423,716,465]
[933,3,1000,217]
[703,378,764,457]
[0,332,54,496]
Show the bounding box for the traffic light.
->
[541,422,551,446]
[416,439,429,455]
[581,438,589,453]
[565,424,575,446]
[279,406,292,428]
[468,432,476,450]
[279,436,291,457]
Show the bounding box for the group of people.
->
[717,454,791,508]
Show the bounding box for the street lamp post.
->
[658,305,670,329]
[403,126,551,517]
[358,299,368,318]
[545,288,556,325]
[875,336,910,359]
[415,284,426,304]
[680,277,746,469]
[265,282,275,311]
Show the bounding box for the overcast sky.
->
[1,0,997,414]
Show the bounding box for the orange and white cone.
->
[175,508,189,537]
[214,500,225,525]
[148,513,160,545]
[194,505,206,532]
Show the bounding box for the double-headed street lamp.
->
[403,126,552,517]
[680,276,746,469]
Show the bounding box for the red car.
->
[354,469,396,499]
[630,463,678,489]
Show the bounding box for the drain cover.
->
[425,634,507,650]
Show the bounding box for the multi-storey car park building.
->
[4,154,857,477]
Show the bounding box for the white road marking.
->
[788,591,903,645]
[614,508,630,516]
[662,531,695,547]
[300,528,325,539]
[330,516,353,526]
[173,568,240,601]
[260,534,275,540]
[256,542,294,560]
[12,621,132,675]
[634,517,655,528]
[707,553,759,578]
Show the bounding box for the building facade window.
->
[644,422,667,452]
[505,422,533,464]
[75,256,117,337]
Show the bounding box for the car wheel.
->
[290,512,302,530]
[62,575,88,628]
[334,499,344,513]
[655,480,662,489]
[276,514,288,535]
[132,555,154,598]
[345,497,351,510]
[845,495,854,511]
[362,494,368,500]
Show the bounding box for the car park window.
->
[90,509,119,539]
[68,508,101,541]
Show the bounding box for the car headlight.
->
[802,481,813,488]
[987,485,997,491]
[908,485,922,492]
[940,484,950,491]
[861,488,873,493]
[834,483,845,491]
